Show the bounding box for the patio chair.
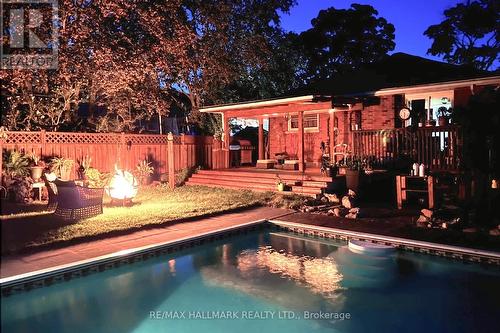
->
[47,177,104,220]
[332,143,350,163]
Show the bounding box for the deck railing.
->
[352,126,462,171]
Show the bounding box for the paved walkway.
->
[0,207,292,279]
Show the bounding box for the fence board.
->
[1,131,214,180]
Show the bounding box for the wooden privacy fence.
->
[352,126,462,171]
[0,130,214,187]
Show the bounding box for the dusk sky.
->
[280,0,461,62]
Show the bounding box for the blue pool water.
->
[1,231,499,333]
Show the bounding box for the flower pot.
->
[60,168,72,181]
[328,166,338,177]
[338,166,348,175]
[438,116,448,126]
[345,169,360,192]
[277,183,285,192]
[30,166,44,182]
[141,175,153,186]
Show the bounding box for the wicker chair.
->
[47,177,104,220]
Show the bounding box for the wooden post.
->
[258,117,264,160]
[298,111,305,172]
[120,132,125,169]
[40,129,46,157]
[0,129,4,186]
[396,175,402,209]
[329,110,335,162]
[222,113,230,169]
[427,175,434,209]
[180,134,187,169]
[167,132,175,189]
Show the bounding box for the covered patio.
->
[200,95,337,172]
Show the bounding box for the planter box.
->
[283,160,299,170]
[256,159,276,169]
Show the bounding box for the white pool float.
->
[348,240,396,256]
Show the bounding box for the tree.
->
[1,0,296,134]
[424,0,500,71]
[298,4,395,82]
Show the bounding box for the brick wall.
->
[360,95,396,130]
[268,113,330,165]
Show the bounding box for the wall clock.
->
[399,107,411,120]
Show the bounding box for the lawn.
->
[1,185,273,254]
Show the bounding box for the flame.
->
[108,169,138,200]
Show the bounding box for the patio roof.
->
[199,95,333,118]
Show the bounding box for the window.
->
[288,113,319,131]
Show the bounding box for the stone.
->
[324,193,340,203]
[421,209,433,219]
[462,227,478,233]
[342,196,353,209]
[348,189,356,198]
[349,207,360,214]
[345,212,357,219]
[416,215,428,223]
[333,207,341,217]
[489,227,500,236]
[320,196,329,203]
[327,209,334,216]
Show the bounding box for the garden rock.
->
[342,196,354,209]
[324,193,340,203]
[421,209,433,219]
[489,226,500,236]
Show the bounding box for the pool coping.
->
[269,219,500,265]
[2,218,499,295]
[0,219,268,293]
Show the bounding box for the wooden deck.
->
[185,167,337,197]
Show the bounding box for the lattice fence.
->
[0,130,213,181]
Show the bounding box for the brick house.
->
[200,54,500,172]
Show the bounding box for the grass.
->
[1,185,273,254]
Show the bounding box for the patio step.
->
[185,180,319,198]
[189,173,328,188]
[196,169,332,182]
[186,169,330,198]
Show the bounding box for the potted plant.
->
[77,155,92,180]
[51,157,74,181]
[345,156,363,192]
[136,159,154,185]
[437,107,450,126]
[3,150,30,180]
[276,175,285,192]
[28,152,44,181]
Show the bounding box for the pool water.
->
[1,231,499,333]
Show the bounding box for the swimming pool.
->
[1,230,499,333]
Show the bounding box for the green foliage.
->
[424,0,499,70]
[3,150,30,178]
[50,157,74,177]
[84,168,111,189]
[135,160,154,184]
[298,4,395,82]
[452,86,499,175]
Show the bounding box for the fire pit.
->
[107,169,138,206]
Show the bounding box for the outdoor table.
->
[32,182,46,201]
[396,174,434,209]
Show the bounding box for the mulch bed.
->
[276,208,500,252]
